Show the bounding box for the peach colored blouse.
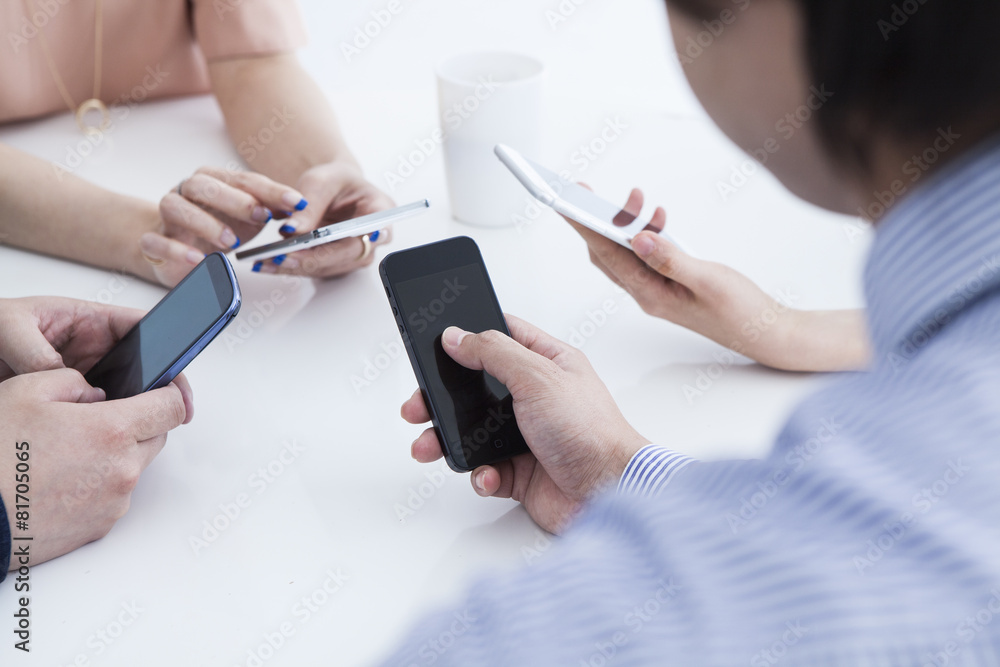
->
[1,0,307,124]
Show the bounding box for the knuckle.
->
[168,396,186,427]
[525,356,563,387]
[116,464,142,495]
[476,329,507,347]
[26,347,60,372]
[160,192,181,215]
[115,496,133,521]
[646,248,673,275]
[103,420,133,448]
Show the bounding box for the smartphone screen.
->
[85,254,240,401]
[382,237,529,472]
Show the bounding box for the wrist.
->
[118,200,164,285]
[598,432,651,493]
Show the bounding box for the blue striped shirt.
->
[385,136,1000,666]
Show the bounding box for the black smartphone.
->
[380,236,529,472]
[84,252,242,400]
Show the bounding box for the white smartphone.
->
[235,199,431,262]
[495,144,691,254]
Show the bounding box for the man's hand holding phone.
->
[0,297,194,415]
[401,315,650,534]
[0,369,190,568]
[0,297,193,569]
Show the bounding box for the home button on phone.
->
[494,439,504,449]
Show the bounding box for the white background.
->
[0,0,870,665]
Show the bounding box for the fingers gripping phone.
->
[380,237,529,473]
[234,200,431,262]
[85,253,242,400]
[495,144,693,254]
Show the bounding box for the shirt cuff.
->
[0,491,11,583]
[617,445,695,498]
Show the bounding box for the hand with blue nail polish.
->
[258,161,397,278]
[148,166,312,287]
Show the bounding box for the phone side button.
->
[392,306,398,317]
[399,324,405,334]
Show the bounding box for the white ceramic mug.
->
[437,52,545,227]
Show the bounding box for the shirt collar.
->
[864,134,1000,365]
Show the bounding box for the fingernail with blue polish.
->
[369,230,381,242]
[252,206,272,224]
[282,192,308,211]
[252,262,263,273]
[231,237,242,250]
[273,254,287,266]
[279,224,297,235]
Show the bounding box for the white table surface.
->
[1,1,872,665]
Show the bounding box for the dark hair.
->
[668,0,1000,173]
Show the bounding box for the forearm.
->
[774,308,871,372]
[0,144,160,283]
[209,54,360,186]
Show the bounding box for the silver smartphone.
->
[495,144,691,253]
[235,199,431,262]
